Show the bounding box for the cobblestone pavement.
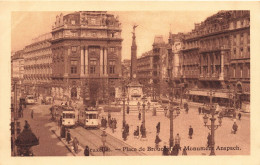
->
[99,105,250,156]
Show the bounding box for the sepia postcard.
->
[1,1,260,165]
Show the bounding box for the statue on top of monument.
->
[132,24,138,35]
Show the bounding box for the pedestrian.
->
[155,134,162,148]
[182,148,187,155]
[162,145,169,156]
[188,125,193,139]
[73,137,79,153]
[125,123,129,135]
[114,118,117,129]
[60,125,66,138]
[171,144,179,156]
[198,107,201,115]
[127,106,130,114]
[207,133,211,147]
[101,117,104,127]
[175,133,181,149]
[104,118,107,128]
[232,122,238,134]
[122,129,127,141]
[59,116,62,127]
[134,126,139,137]
[31,109,34,119]
[185,107,189,114]
[238,112,242,120]
[156,122,161,134]
[138,112,141,120]
[112,119,116,133]
[66,130,71,144]
[84,145,90,156]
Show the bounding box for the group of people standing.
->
[101,113,118,133]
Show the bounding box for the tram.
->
[61,106,76,127]
[79,106,100,129]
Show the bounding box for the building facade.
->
[136,35,168,100]
[23,33,53,97]
[11,50,25,98]
[51,11,122,105]
[137,50,153,96]
[179,10,250,109]
[122,59,131,80]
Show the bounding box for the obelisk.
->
[130,25,138,80]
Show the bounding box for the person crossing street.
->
[188,126,193,139]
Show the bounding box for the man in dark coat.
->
[188,126,193,139]
[162,145,169,156]
[66,130,71,144]
[122,129,127,141]
[125,123,129,135]
[155,134,161,148]
[238,112,242,120]
[198,107,201,115]
[127,106,130,114]
[138,112,141,120]
[207,133,212,147]
[232,122,238,134]
[156,122,161,134]
[84,145,90,156]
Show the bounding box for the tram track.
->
[87,129,146,156]
[71,126,145,156]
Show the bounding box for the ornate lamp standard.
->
[137,101,141,113]
[169,101,180,148]
[202,90,223,156]
[122,90,126,128]
[141,96,147,138]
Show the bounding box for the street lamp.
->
[202,90,223,156]
[137,101,141,113]
[122,90,126,128]
[169,102,180,148]
[141,96,147,138]
[101,129,107,156]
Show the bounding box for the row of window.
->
[70,60,116,74]
[232,47,250,59]
[233,32,250,46]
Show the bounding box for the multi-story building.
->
[51,11,122,104]
[11,50,25,98]
[180,10,250,110]
[137,50,153,95]
[122,59,131,80]
[23,32,52,97]
[136,35,168,100]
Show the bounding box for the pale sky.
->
[11,11,218,59]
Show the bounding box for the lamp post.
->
[141,96,147,138]
[101,129,107,156]
[122,91,126,128]
[137,101,141,113]
[169,101,180,148]
[203,90,223,156]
